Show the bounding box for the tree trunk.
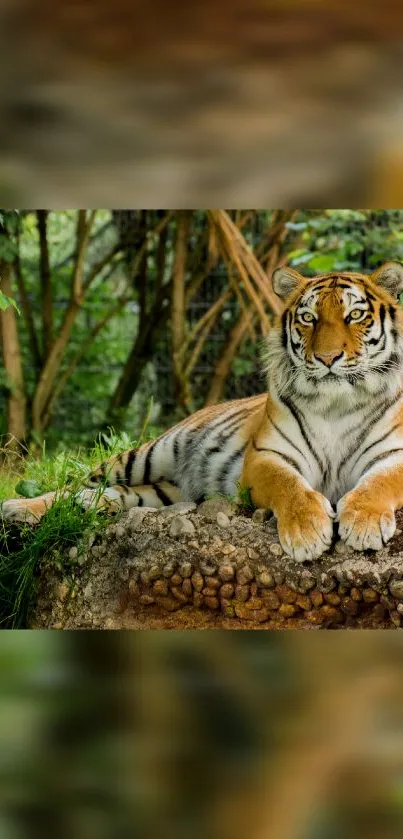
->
[171,211,192,412]
[106,217,172,430]
[30,210,95,436]
[37,209,53,358]
[31,301,81,435]
[0,260,26,452]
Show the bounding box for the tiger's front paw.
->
[276,490,335,562]
[1,492,57,526]
[336,491,396,551]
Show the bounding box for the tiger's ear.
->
[272,266,304,300]
[371,262,403,297]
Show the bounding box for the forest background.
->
[1,209,402,458]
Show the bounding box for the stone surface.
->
[139,594,155,606]
[310,590,324,608]
[204,596,219,610]
[258,571,274,588]
[276,585,297,604]
[193,592,204,608]
[205,575,220,589]
[295,594,311,611]
[219,583,235,599]
[279,603,297,618]
[218,564,235,582]
[269,544,284,557]
[191,571,204,592]
[216,512,231,528]
[234,602,270,623]
[236,565,253,585]
[153,579,168,597]
[389,579,403,599]
[197,499,235,520]
[261,591,280,610]
[234,584,250,603]
[158,502,197,518]
[171,586,189,603]
[155,595,181,612]
[182,579,193,598]
[169,516,196,537]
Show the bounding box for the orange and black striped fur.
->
[4,261,403,562]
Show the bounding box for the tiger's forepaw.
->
[277,490,335,562]
[0,492,57,526]
[336,492,396,551]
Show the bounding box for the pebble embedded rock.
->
[28,497,403,629]
[389,579,403,599]
[197,499,234,520]
[269,544,283,557]
[153,579,168,597]
[158,502,197,518]
[220,583,235,599]
[182,579,193,598]
[169,516,196,538]
[234,602,270,623]
[139,594,155,606]
[191,571,204,592]
[204,596,219,610]
[218,564,235,582]
[236,565,253,585]
[216,512,231,528]
[235,584,250,603]
[258,571,274,588]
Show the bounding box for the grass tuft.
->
[0,429,139,628]
[236,484,256,514]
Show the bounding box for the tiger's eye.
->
[300,312,315,324]
[349,309,363,320]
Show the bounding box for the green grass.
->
[236,484,256,514]
[0,429,140,628]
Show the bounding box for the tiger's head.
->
[267,262,403,400]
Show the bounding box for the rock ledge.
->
[30,501,403,629]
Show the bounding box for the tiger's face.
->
[270,262,403,394]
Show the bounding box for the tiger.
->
[3,260,403,563]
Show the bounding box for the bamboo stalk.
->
[171,211,192,409]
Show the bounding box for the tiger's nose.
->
[314,350,343,367]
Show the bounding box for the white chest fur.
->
[266,381,403,505]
